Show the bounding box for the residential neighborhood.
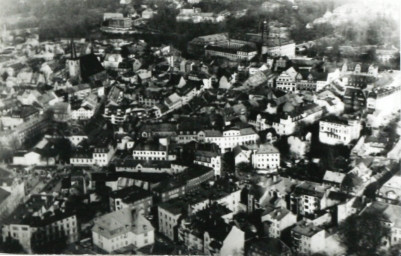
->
[0,0,400,255]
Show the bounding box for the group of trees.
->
[338,211,390,256]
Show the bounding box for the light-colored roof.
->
[323,170,346,184]
[240,127,257,136]
[92,208,154,239]
[203,130,223,137]
[256,143,279,154]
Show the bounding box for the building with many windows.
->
[319,115,361,145]
[261,206,297,239]
[290,182,330,216]
[205,44,257,61]
[194,149,222,177]
[109,186,153,214]
[2,195,79,254]
[276,67,298,92]
[132,141,176,161]
[291,221,325,255]
[92,208,154,253]
[251,143,280,170]
[198,127,259,153]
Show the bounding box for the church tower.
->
[66,39,81,81]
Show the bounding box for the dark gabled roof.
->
[109,186,152,203]
[90,171,171,183]
[321,115,349,125]
[80,54,105,80]
[152,178,185,193]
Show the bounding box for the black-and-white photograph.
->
[0,0,400,255]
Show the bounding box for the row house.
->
[276,67,298,92]
[176,9,226,23]
[2,195,79,254]
[295,70,330,92]
[198,127,259,153]
[137,90,164,108]
[340,62,379,77]
[158,184,241,243]
[132,141,176,161]
[103,106,129,124]
[115,158,172,174]
[70,140,116,167]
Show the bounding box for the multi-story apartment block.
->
[290,182,330,216]
[340,62,379,77]
[137,90,163,108]
[132,141,176,161]
[261,206,297,238]
[109,186,153,214]
[276,67,298,92]
[272,104,323,136]
[92,208,154,253]
[2,195,79,254]
[343,88,367,112]
[319,115,361,145]
[198,127,259,153]
[291,221,325,255]
[158,200,186,241]
[70,138,115,166]
[194,149,222,177]
[205,44,258,61]
[251,143,280,170]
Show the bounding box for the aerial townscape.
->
[0,0,400,255]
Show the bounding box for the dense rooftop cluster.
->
[0,0,400,255]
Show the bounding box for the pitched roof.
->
[255,143,279,154]
[80,54,105,80]
[323,170,346,184]
[92,208,154,239]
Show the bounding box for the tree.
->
[236,162,253,174]
[338,211,391,255]
[221,152,235,174]
[0,237,24,253]
[341,173,363,193]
